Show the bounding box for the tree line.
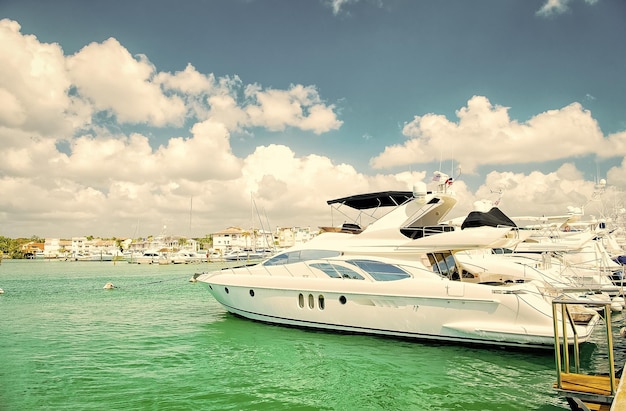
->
[0,235,214,259]
[0,236,45,259]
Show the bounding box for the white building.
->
[128,235,197,253]
[210,226,317,254]
[71,237,120,258]
[275,226,318,248]
[211,227,275,254]
[43,238,72,258]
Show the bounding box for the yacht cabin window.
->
[263,250,341,266]
[346,260,411,281]
[309,263,364,280]
[427,252,459,279]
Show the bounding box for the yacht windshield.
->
[427,252,458,279]
[346,260,411,281]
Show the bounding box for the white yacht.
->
[170,250,207,264]
[75,251,116,262]
[197,183,601,350]
[127,250,161,264]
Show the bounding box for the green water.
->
[0,259,617,410]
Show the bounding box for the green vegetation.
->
[0,235,214,259]
[0,235,44,259]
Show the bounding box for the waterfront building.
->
[274,226,318,249]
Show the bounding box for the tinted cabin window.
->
[309,263,364,280]
[346,260,410,281]
[427,252,457,278]
[263,250,341,266]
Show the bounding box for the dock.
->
[552,298,626,411]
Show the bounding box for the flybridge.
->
[326,170,457,211]
[325,191,416,231]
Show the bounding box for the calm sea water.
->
[1,259,624,411]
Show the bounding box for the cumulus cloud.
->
[537,0,599,17]
[67,38,187,127]
[0,18,347,237]
[1,18,342,140]
[238,144,431,228]
[0,19,78,136]
[324,0,384,16]
[370,96,625,173]
[607,158,626,191]
[472,165,591,216]
[326,0,359,16]
[243,84,343,134]
[0,17,622,240]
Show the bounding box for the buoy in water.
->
[0,288,4,294]
[103,282,115,290]
[620,327,626,338]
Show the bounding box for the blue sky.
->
[1,0,625,238]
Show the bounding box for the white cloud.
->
[206,93,248,132]
[326,0,358,16]
[154,119,243,181]
[243,84,343,134]
[0,19,347,237]
[0,19,79,136]
[0,18,623,240]
[324,0,384,16]
[370,96,623,173]
[607,158,626,191]
[237,144,430,228]
[537,0,599,17]
[157,63,216,95]
[537,0,571,16]
[67,38,187,127]
[472,164,597,218]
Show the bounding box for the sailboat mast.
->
[189,197,193,237]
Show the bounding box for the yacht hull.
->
[199,271,598,350]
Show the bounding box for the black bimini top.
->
[327,191,414,210]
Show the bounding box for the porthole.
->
[225,287,229,294]
[249,289,255,297]
[318,295,325,310]
[339,295,347,305]
[298,293,304,308]
[308,294,314,309]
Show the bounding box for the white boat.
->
[75,251,115,262]
[197,184,601,349]
[223,249,268,262]
[128,250,161,264]
[170,250,206,264]
[452,207,624,311]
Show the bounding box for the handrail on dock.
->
[552,297,620,409]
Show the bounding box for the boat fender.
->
[610,302,623,312]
